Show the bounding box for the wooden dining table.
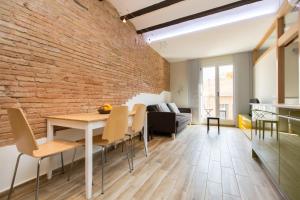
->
[46,111,148,199]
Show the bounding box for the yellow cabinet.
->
[238,114,252,140]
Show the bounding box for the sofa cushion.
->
[176,113,191,123]
[176,113,192,120]
[167,103,181,114]
[177,113,191,118]
[157,103,171,112]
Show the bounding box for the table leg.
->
[85,126,93,199]
[207,118,209,133]
[218,119,220,134]
[143,113,148,157]
[47,121,54,179]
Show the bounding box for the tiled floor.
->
[0,126,283,200]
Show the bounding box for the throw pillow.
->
[157,103,171,112]
[167,103,181,114]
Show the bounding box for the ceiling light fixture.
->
[122,18,127,23]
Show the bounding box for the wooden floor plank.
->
[205,181,222,200]
[208,161,222,183]
[222,167,240,197]
[0,126,283,200]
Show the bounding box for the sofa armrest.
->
[179,108,192,113]
[147,112,176,133]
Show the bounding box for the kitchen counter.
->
[251,103,300,200]
[250,103,300,110]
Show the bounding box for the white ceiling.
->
[108,0,283,62]
[150,14,275,62]
[109,0,243,30]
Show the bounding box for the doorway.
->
[200,64,234,124]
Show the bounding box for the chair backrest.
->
[131,104,146,133]
[7,108,38,155]
[102,106,128,143]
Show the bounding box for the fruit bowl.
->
[98,109,110,114]
[98,104,112,114]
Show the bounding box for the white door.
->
[200,65,234,125]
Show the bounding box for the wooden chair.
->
[6,108,80,200]
[126,104,146,169]
[77,106,132,194]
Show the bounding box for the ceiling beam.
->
[136,0,262,34]
[120,0,185,21]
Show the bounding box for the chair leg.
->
[35,159,42,200]
[276,122,279,141]
[258,121,261,139]
[60,152,65,174]
[124,141,132,172]
[141,132,147,157]
[271,122,273,137]
[131,136,135,157]
[262,121,265,139]
[7,153,23,200]
[101,148,105,194]
[255,120,258,135]
[104,148,108,163]
[68,148,77,181]
[130,137,134,169]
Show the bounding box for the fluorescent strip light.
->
[144,1,280,43]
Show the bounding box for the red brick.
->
[0,0,170,146]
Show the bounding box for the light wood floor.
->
[0,126,283,200]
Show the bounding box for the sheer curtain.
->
[232,52,253,124]
[187,59,201,123]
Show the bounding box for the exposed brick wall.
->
[0,0,170,146]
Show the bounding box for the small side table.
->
[207,117,220,134]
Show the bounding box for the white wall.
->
[253,48,277,103]
[0,91,170,193]
[170,52,253,125]
[170,62,189,107]
[233,52,253,115]
[125,91,171,110]
[253,43,299,104]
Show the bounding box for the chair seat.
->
[77,135,109,146]
[76,135,129,147]
[259,119,278,122]
[76,135,129,146]
[33,140,81,158]
[126,128,140,137]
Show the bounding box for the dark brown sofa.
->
[147,103,192,138]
